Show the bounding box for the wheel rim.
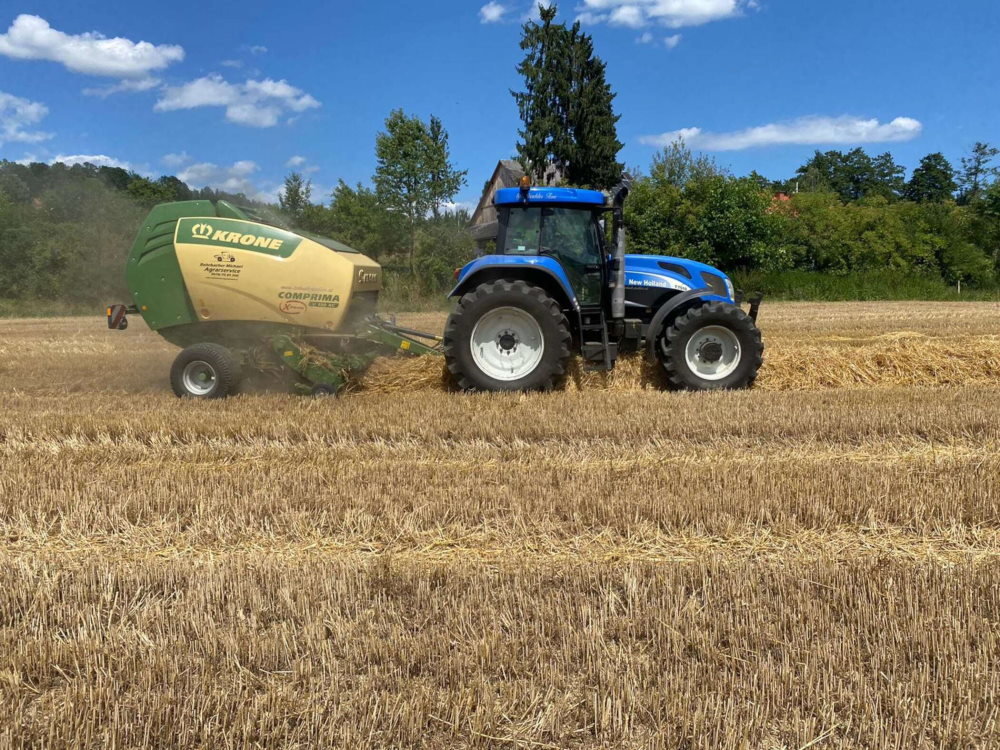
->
[684,325,742,381]
[470,306,545,382]
[181,360,218,396]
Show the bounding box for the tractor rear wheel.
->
[170,343,242,399]
[658,302,763,390]
[444,280,571,391]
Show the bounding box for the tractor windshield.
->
[502,205,603,305]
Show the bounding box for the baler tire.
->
[443,280,571,392]
[170,343,242,399]
[658,302,763,391]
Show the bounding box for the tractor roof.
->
[494,186,607,208]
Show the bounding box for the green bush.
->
[413,220,476,295]
[730,270,1000,301]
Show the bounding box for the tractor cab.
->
[497,186,608,308]
[445,178,763,392]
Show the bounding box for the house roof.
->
[469,159,525,229]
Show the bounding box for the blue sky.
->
[0,0,997,208]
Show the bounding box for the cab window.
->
[540,207,601,264]
[502,206,601,263]
[503,207,542,254]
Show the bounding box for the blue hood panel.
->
[624,254,732,299]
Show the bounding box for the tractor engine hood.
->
[624,254,734,301]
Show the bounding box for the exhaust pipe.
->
[610,175,632,321]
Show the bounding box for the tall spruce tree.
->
[512,4,623,189]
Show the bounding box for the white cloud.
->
[638,31,681,46]
[610,5,646,27]
[0,91,52,145]
[480,2,508,22]
[162,151,191,168]
[51,154,133,170]
[82,76,160,98]
[577,0,750,29]
[249,45,267,55]
[220,59,243,69]
[0,14,183,78]
[440,200,476,214]
[154,74,320,128]
[286,155,307,167]
[178,160,270,200]
[639,115,924,151]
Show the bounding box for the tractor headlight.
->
[724,276,735,300]
[700,271,732,299]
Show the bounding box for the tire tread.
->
[659,302,763,391]
[170,342,242,399]
[443,280,570,391]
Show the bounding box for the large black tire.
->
[658,302,763,391]
[444,280,571,391]
[170,343,242,399]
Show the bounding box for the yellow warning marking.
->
[400,340,411,351]
[283,350,294,357]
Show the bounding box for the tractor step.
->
[582,341,617,370]
[579,310,616,372]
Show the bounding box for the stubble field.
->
[0,301,999,748]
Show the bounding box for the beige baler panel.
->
[173,219,380,330]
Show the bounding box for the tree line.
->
[1,1,998,309]
[624,140,1000,291]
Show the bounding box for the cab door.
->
[540,207,604,307]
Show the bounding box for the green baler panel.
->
[126,201,216,330]
[215,200,251,220]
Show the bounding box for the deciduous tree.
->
[905,153,957,203]
[374,109,466,269]
[278,172,313,221]
[957,142,999,204]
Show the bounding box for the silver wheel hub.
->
[181,360,218,396]
[470,306,545,381]
[684,325,742,381]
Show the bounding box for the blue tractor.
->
[444,179,763,391]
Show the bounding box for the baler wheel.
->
[170,343,242,399]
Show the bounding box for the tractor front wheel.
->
[658,302,763,390]
[170,343,242,399]
[444,280,571,391]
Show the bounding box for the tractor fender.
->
[645,288,730,358]
[450,259,579,313]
